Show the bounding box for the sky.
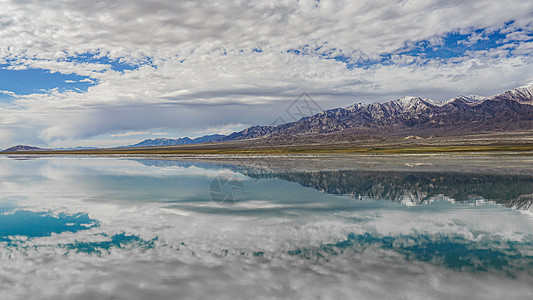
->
[0,0,532,149]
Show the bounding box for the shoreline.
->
[3,152,533,176]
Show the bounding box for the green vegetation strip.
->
[4,144,533,155]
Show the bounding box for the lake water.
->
[0,155,532,299]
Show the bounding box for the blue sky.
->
[289,22,533,69]
[0,53,151,99]
[0,68,94,98]
[0,0,532,148]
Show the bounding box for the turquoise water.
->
[0,156,532,299]
[0,209,97,242]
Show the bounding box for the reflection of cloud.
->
[289,232,533,274]
[62,233,156,255]
[2,208,532,299]
[1,157,533,299]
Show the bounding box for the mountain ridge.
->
[126,134,224,148]
[215,82,533,142]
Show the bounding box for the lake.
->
[0,155,532,299]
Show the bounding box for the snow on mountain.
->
[490,81,533,104]
[390,96,434,110]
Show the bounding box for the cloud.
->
[109,131,149,137]
[190,124,249,136]
[459,32,490,46]
[0,0,532,147]
[0,90,17,97]
[151,132,168,136]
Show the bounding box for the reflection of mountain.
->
[241,169,533,211]
[132,159,215,169]
[131,159,533,212]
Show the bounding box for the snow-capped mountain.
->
[217,81,533,141]
[489,81,533,104]
[124,81,533,146]
[435,95,486,107]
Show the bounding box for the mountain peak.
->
[390,96,433,111]
[463,95,486,102]
[490,83,533,104]
[397,96,420,102]
[441,95,486,106]
[346,103,364,111]
[394,96,423,105]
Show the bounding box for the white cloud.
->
[459,32,489,46]
[109,131,149,137]
[190,123,249,136]
[0,90,17,97]
[151,132,168,136]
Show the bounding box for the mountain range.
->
[215,82,533,142]
[125,134,224,148]
[118,81,533,147]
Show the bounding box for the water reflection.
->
[244,169,533,211]
[290,232,533,274]
[132,158,533,276]
[0,208,97,243]
[132,158,533,212]
[0,156,532,299]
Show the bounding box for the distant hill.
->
[126,134,224,148]
[2,145,49,152]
